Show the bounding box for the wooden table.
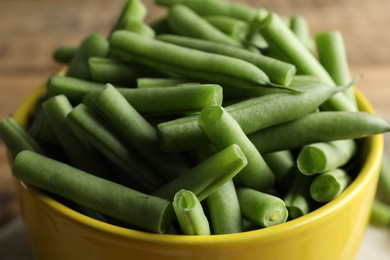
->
[1,0,389,259]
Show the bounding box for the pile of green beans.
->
[1,0,390,234]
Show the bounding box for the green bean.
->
[236,187,288,227]
[28,108,60,146]
[315,31,356,104]
[137,77,190,88]
[289,15,313,51]
[0,117,44,157]
[156,34,296,86]
[42,95,111,180]
[283,171,314,219]
[370,199,390,227]
[157,81,351,152]
[173,189,210,235]
[66,104,164,192]
[206,180,243,234]
[202,15,250,42]
[52,45,77,63]
[310,169,351,202]
[297,139,357,175]
[168,4,242,47]
[263,150,295,184]
[123,19,156,38]
[198,105,275,191]
[249,111,390,154]
[377,154,390,205]
[153,144,247,201]
[109,30,294,91]
[66,33,109,80]
[91,84,192,180]
[256,12,357,112]
[12,150,174,234]
[110,0,147,34]
[88,57,159,85]
[156,0,259,22]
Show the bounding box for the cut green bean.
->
[153,144,247,201]
[173,189,210,235]
[88,57,159,85]
[249,111,390,154]
[206,180,243,234]
[315,30,356,105]
[237,187,288,227]
[28,108,60,146]
[109,30,296,91]
[157,81,351,152]
[66,104,164,192]
[12,150,174,234]
[91,84,192,180]
[202,15,250,42]
[297,139,357,175]
[198,105,275,191]
[167,4,242,47]
[256,12,357,112]
[137,77,189,88]
[123,19,156,38]
[310,168,351,202]
[156,0,259,22]
[157,34,296,86]
[52,45,77,63]
[370,199,390,227]
[263,150,295,184]
[110,0,147,34]
[283,171,314,219]
[0,117,44,157]
[290,15,313,51]
[42,95,111,180]
[66,33,109,80]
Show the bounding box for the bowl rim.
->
[12,83,384,246]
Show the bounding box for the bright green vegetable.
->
[123,19,156,38]
[52,45,77,63]
[206,180,243,234]
[290,15,313,51]
[157,34,296,86]
[110,0,147,34]
[66,104,164,192]
[297,139,357,175]
[42,95,111,180]
[198,105,275,191]
[90,84,192,180]
[202,15,250,42]
[66,32,109,80]
[249,111,390,154]
[310,169,351,202]
[173,189,211,235]
[153,144,247,201]
[237,187,288,227]
[263,150,295,184]
[137,77,189,88]
[12,150,174,234]
[167,4,242,47]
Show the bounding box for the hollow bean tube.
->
[91,84,192,180]
[257,12,357,112]
[173,189,211,235]
[109,30,288,90]
[12,150,174,234]
[310,168,351,202]
[0,117,44,157]
[249,111,390,154]
[66,32,109,80]
[198,105,275,191]
[42,95,111,180]
[206,180,243,234]
[153,144,247,201]
[157,82,350,152]
[66,104,164,193]
[157,34,296,86]
[236,187,288,227]
[167,4,242,47]
[297,139,357,175]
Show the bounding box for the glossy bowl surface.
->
[12,86,383,260]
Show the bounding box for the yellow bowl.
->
[11,86,383,260]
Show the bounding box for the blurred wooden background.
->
[0,1,389,255]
